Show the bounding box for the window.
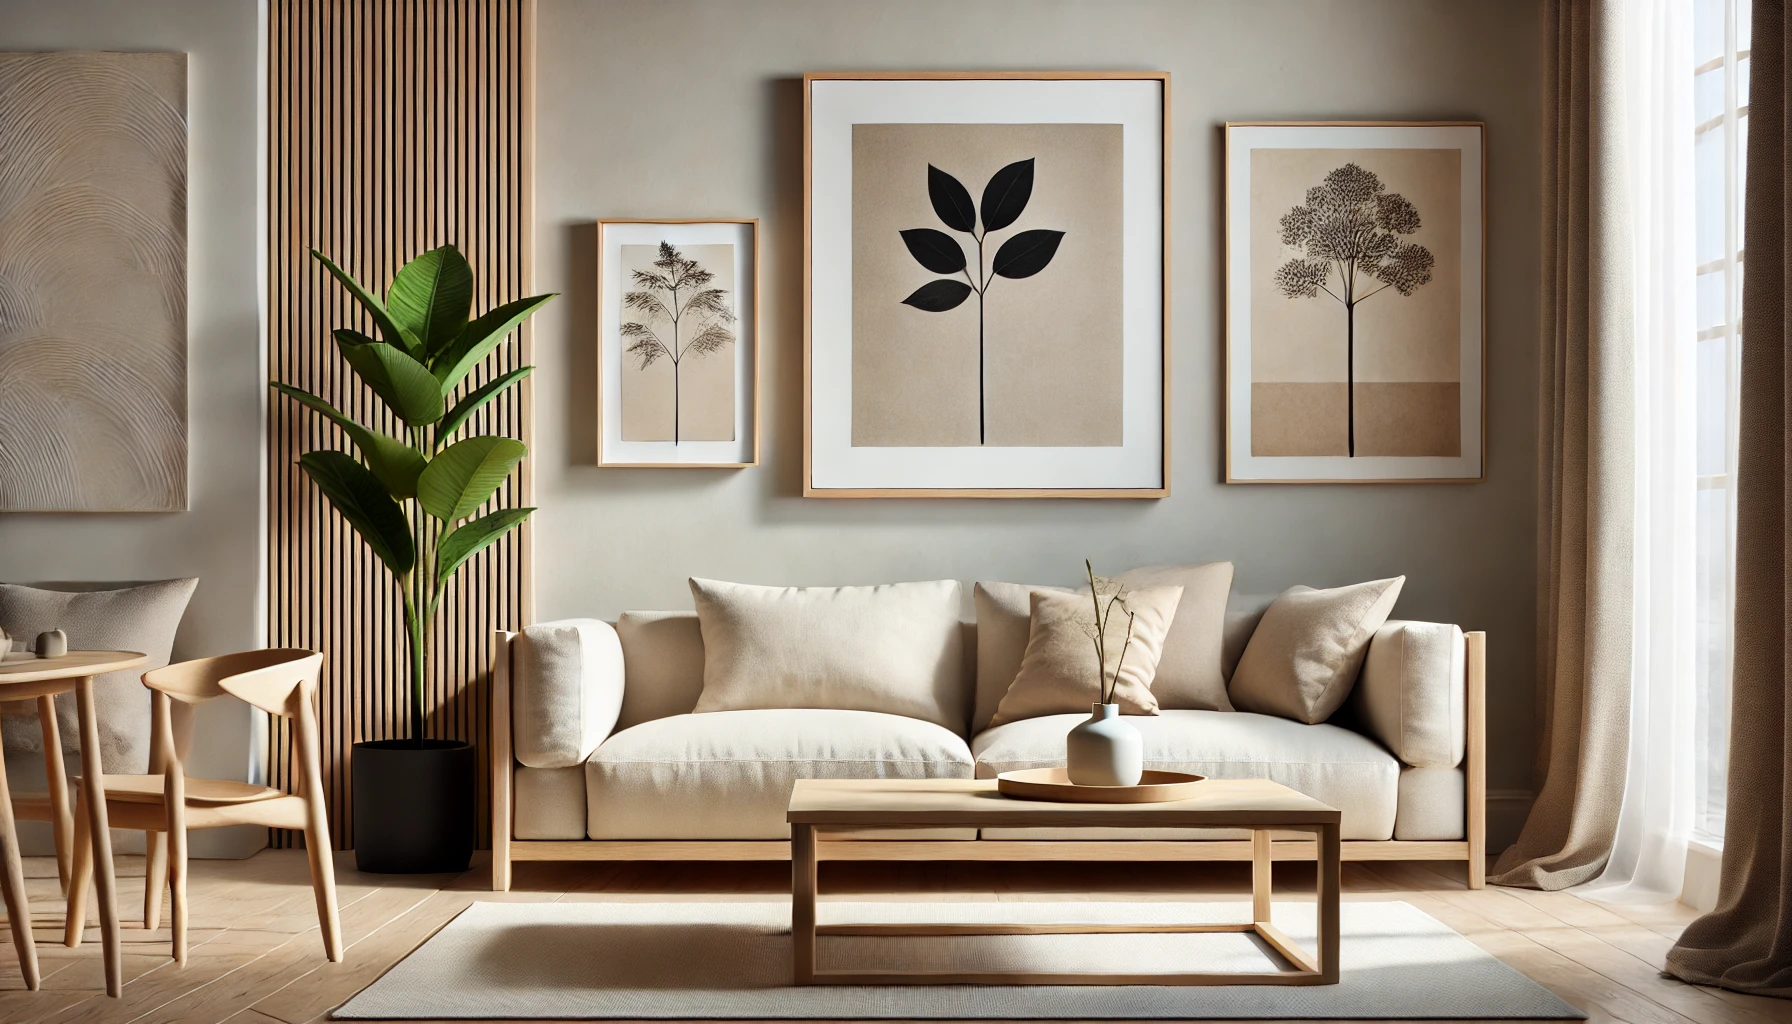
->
[1691,0,1748,842]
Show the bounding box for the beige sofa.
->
[489,592,1486,890]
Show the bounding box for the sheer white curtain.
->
[1574,0,1701,904]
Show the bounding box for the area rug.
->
[333,900,1584,1020]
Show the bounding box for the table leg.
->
[791,824,817,985]
[1317,822,1341,984]
[1251,829,1272,924]
[0,736,40,990]
[76,676,122,997]
[38,695,73,894]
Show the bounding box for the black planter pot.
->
[352,739,474,873]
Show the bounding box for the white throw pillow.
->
[1229,577,1405,724]
[689,578,967,731]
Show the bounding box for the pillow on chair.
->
[0,579,198,775]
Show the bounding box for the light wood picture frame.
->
[804,71,1170,498]
[597,218,760,468]
[1224,121,1486,483]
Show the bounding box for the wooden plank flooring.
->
[0,850,1778,1023]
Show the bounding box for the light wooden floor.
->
[0,850,1779,1024]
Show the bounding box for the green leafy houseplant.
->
[272,245,555,745]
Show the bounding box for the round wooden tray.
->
[995,767,1206,803]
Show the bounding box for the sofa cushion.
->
[614,611,705,730]
[971,709,1398,840]
[512,619,624,768]
[0,578,196,774]
[1114,562,1235,711]
[989,586,1182,727]
[690,578,967,731]
[1395,765,1465,840]
[586,709,976,840]
[1345,620,1465,768]
[1229,577,1405,724]
[971,582,1070,733]
[514,765,587,840]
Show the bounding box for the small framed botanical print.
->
[597,218,759,468]
[1225,122,1484,483]
[804,71,1169,498]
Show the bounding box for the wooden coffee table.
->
[787,777,1340,986]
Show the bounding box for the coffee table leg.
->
[0,739,40,990]
[791,824,817,984]
[1317,822,1340,984]
[77,676,122,997]
[1251,829,1272,924]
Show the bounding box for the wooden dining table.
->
[0,650,147,996]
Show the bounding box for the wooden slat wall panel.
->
[267,0,534,849]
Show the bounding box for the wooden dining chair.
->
[63,649,341,964]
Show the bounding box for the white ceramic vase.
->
[1065,703,1143,786]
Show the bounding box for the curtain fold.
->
[1665,0,1792,996]
[1492,0,1637,891]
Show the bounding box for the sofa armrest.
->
[1345,620,1465,768]
[510,619,625,768]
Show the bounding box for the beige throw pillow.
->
[988,585,1183,727]
[970,581,1071,732]
[1113,562,1235,711]
[689,578,967,731]
[1228,577,1406,724]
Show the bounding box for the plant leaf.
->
[271,383,427,497]
[991,229,1065,280]
[438,366,532,442]
[334,330,446,426]
[432,293,557,393]
[898,228,967,274]
[418,435,526,524]
[387,245,474,358]
[298,451,415,576]
[980,158,1036,233]
[311,250,423,357]
[900,279,974,312]
[436,507,533,588]
[927,164,976,232]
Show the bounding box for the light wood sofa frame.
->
[488,630,1487,891]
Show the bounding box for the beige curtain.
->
[1492,0,1636,891]
[1665,0,1792,997]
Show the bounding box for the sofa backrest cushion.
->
[0,578,196,774]
[614,611,705,731]
[1113,562,1235,710]
[689,578,968,732]
[1229,577,1406,724]
[971,581,1070,733]
[512,619,623,768]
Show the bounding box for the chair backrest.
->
[145,649,322,716]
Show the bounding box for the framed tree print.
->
[804,72,1169,498]
[598,218,759,467]
[1225,122,1484,483]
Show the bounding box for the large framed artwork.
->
[0,52,188,511]
[597,218,759,468]
[804,72,1169,498]
[1225,122,1484,483]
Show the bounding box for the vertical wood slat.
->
[267,0,534,850]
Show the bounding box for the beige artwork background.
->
[851,123,1123,447]
[0,52,188,510]
[618,241,736,442]
[1248,147,1462,457]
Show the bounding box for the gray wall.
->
[0,0,265,856]
[532,0,1543,845]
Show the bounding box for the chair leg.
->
[303,824,342,962]
[167,801,188,965]
[63,787,91,948]
[144,829,167,931]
